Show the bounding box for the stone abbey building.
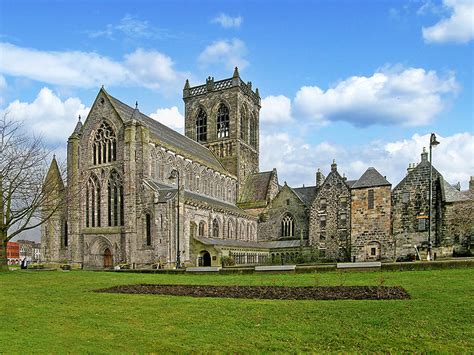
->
[41,69,473,268]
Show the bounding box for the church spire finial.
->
[233,66,240,78]
[135,101,138,109]
[184,79,190,90]
[78,114,81,122]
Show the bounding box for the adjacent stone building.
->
[350,167,392,261]
[309,161,352,260]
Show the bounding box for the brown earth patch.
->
[95,284,410,300]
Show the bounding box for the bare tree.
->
[0,113,63,271]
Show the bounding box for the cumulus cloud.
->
[260,131,474,189]
[260,95,293,124]
[198,39,248,71]
[293,66,458,127]
[0,42,187,92]
[1,87,89,144]
[422,0,474,43]
[149,106,184,133]
[0,74,6,105]
[211,14,243,28]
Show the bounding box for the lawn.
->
[0,268,473,353]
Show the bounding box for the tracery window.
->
[93,121,116,165]
[107,170,124,227]
[86,174,101,227]
[250,114,257,148]
[217,104,230,139]
[196,108,207,142]
[281,214,295,237]
[212,219,220,238]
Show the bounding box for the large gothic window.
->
[86,174,101,227]
[196,108,207,142]
[93,121,117,165]
[281,214,295,237]
[217,104,230,139]
[240,111,248,143]
[212,219,220,238]
[107,170,124,227]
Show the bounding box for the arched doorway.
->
[103,248,113,268]
[198,250,211,266]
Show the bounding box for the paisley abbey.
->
[41,68,473,268]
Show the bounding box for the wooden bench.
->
[186,266,221,272]
[255,265,296,272]
[337,261,381,270]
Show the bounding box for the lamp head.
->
[430,133,440,147]
[168,169,179,180]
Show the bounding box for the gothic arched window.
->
[199,221,206,237]
[108,170,124,227]
[212,218,220,238]
[93,121,116,165]
[217,104,230,139]
[240,110,248,142]
[196,108,207,142]
[227,220,234,239]
[250,114,257,149]
[86,174,101,227]
[281,214,295,237]
[145,213,152,246]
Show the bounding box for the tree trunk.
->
[0,233,9,272]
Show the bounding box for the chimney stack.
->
[421,147,428,163]
[316,169,323,187]
[331,159,337,173]
[470,176,474,191]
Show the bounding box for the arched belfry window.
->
[86,174,101,227]
[281,214,295,237]
[212,218,220,238]
[250,114,257,149]
[196,108,207,142]
[240,110,248,142]
[217,104,230,139]
[93,121,116,165]
[108,170,124,227]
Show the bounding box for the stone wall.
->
[309,163,351,260]
[441,200,474,254]
[258,184,309,241]
[351,185,393,261]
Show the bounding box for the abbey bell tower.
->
[183,67,261,195]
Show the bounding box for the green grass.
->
[1,268,473,353]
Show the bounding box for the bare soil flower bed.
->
[96,284,410,300]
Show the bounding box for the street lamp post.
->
[428,133,440,261]
[169,169,181,269]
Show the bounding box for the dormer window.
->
[93,121,116,165]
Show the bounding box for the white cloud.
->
[293,66,458,127]
[88,14,172,40]
[422,0,474,43]
[1,87,90,144]
[0,74,6,105]
[260,130,474,190]
[149,106,184,133]
[212,14,243,28]
[260,95,293,124]
[0,42,187,92]
[198,39,248,71]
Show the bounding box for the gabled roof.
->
[101,89,228,175]
[239,170,276,203]
[440,177,471,203]
[293,186,318,207]
[393,160,441,191]
[352,167,391,189]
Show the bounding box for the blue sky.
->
[1,0,473,189]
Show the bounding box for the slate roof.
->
[102,89,227,174]
[193,236,303,249]
[239,170,275,203]
[293,186,318,207]
[345,180,358,188]
[144,179,250,215]
[351,167,391,189]
[440,177,471,203]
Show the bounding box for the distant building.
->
[18,240,41,262]
[6,242,19,265]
